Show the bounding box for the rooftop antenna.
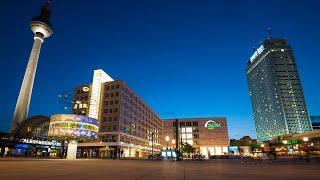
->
[267,27,272,39]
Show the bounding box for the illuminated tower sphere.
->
[11,1,53,133]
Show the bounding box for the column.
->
[66,139,78,160]
[11,35,44,132]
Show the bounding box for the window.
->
[192,121,198,126]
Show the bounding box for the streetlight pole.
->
[303,137,310,162]
[172,139,176,149]
[260,144,265,158]
[165,136,170,150]
[175,119,179,151]
[151,129,154,158]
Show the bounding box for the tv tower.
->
[11,1,53,133]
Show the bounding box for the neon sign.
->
[287,140,298,145]
[205,120,221,130]
[21,139,61,146]
[250,45,265,62]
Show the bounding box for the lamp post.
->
[260,144,265,157]
[151,129,155,158]
[282,140,288,155]
[165,136,170,149]
[303,137,310,160]
[172,139,176,149]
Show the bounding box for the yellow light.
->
[165,136,170,142]
[171,139,176,144]
[303,137,308,142]
[282,140,287,144]
[260,144,265,148]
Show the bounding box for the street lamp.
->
[260,144,265,157]
[165,136,170,149]
[171,139,176,149]
[302,137,310,161]
[150,129,155,158]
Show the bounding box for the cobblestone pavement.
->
[0,158,319,180]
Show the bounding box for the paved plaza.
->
[0,159,319,180]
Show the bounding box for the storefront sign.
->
[21,139,61,147]
[205,120,221,130]
[287,140,298,145]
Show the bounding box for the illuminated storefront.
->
[0,116,64,158]
[0,133,62,157]
[163,118,229,159]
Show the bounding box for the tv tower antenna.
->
[267,27,272,39]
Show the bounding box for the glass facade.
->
[246,38,313,141]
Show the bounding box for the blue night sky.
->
[0,0,319,139]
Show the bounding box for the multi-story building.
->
[311,116,320,130]
[246,38,313,141]
[73,69,162,158]
[163,118,229,158]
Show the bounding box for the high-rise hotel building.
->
[246,38,313,141]
[72,69,162,158]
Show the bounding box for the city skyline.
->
[1,0,320,139]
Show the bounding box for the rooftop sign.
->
[205,120,221,130]
[250,45,265,62]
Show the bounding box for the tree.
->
[181,142,196,156]
[249,142,261,153]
